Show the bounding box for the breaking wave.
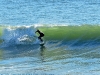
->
[0,24,100,47]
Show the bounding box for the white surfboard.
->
[40,41,45,46]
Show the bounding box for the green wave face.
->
[0,26,4,43]
[38,25,100,41]
[0,26,3,36]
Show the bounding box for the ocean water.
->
[0,0,100,25]
[0,0,100,75]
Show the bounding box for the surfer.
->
[35,29,44,42]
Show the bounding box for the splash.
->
[1,26,40,46]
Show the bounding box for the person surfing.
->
[35,29,44,43]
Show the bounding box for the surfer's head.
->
[36,29,40,32]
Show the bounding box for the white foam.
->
[2,26,40,45]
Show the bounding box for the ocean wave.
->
[0,24,100,46]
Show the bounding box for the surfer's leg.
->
[38,36,43,42]
[38,36,40,40]
[40,38,43,42]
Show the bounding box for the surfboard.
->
[40,41,45,46]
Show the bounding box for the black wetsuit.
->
[36,30,44,42]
